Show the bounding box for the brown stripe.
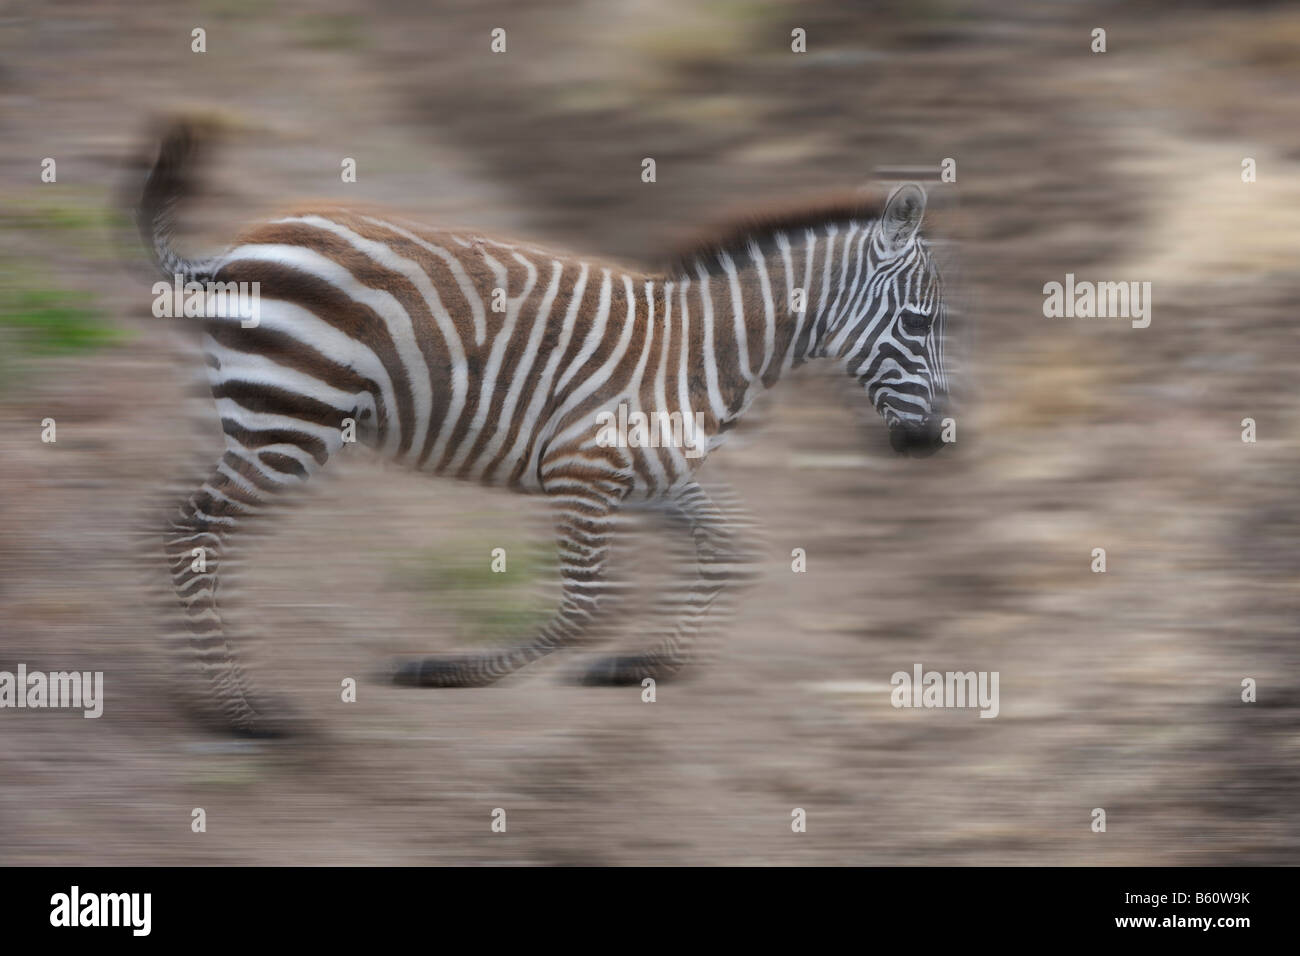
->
[221,450,283,494]
[437,246,531,473]
[545,282,647,485]
[220,418,329,465]
[499,262,599,487]
[762,245,795,390]
[682,282,719,439]
[257,451,309,480]
[693,277,747,418]
[282,215,462,467]
[790,235,825,366]
[460,257,556,478]
[551,274,628,413]
[213,251,415,455]
[203,304,389,447]
[212,380,349,431]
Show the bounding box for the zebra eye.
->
[900,308,932,336]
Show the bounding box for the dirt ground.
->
[1,0,1298,864]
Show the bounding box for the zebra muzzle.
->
[889,417,944,457]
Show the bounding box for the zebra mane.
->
[664,188,894,279]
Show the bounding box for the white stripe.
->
[692,261,730,422]
[748,239,777,380]
[445,250,538,474]
[359,216,488,348]
[544,274,639,455]
[781,231,813,374]
[643,281,674,491]
[555,268,614,395]
[719,252,754,385]
[217,243,413,458]
[469,259,567,479]
[202,335,362,414]
[213,399,343,450]
[498,263,594,483]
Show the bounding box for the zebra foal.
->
[137,122,952,735]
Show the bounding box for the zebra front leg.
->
[392,473,629,687]
[579,482,756,686]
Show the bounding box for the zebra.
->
[137,122,952,736]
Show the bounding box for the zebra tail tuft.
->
[137,118,217,284]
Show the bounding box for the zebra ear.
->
[880,183,926,251]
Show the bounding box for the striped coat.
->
[139,123,950,735]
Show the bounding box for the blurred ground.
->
[1,0,1298,864]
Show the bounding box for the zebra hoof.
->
[224,696,304,739]
[390,656,491,688]
[230,717,293,740]
[576,656,658,686]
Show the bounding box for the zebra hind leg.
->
[578,481,759,686]
[163,444,329,736]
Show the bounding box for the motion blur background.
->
[2,0,1298,864]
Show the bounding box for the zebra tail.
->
[136,119,216,284]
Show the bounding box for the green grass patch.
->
[0,189,124,261]
[385,539,555,645]
[0,286,124,356]
[0,268,130,389]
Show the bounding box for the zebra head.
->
[826,184,949,457]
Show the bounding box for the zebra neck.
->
[658,219,873,425]
[651,259,786,426]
